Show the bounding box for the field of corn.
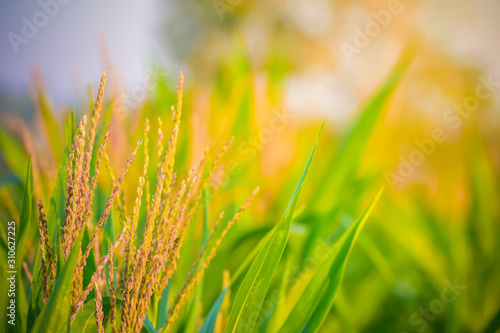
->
[1,1,500,333]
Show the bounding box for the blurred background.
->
[1,0,499,332]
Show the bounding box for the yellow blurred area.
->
[0,0,499,331]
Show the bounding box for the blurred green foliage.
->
[0,38,499,333]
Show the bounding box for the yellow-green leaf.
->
[278,188,383,332]
[224,122,323,333]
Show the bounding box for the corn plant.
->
[3,44,498,333]
[0,65,386,333]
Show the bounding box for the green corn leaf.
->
[231,87,253,139]
[224,122,323,333]
[30,228,84,333]
[27,264,44,328]
[29,215,68,327]
[90,103,113,180]
[277,188,383,332]
[185,188,211,333]
[29,132,71,318]
[37,88,63,161]
[55,224,65,275]
[0,124,28,180]
[70,297,122,333]
[142,316,158,333]
[82,228,97,293]
[48,151,69,243]
[155,282,171,330]
[0,222,7,253]
[64,108,76,149]
[199,288,228,333]
[29,147,71,312]
[29,138,70,321]
[482,305,500,333]
[202,235,275,333]
[12,156,33,331]
[313,48,414,206]
[103,210,116,292]
[230,228,273,284]
[262,256,291,333]
[16,272,29,333]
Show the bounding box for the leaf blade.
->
[31,228,84,333]
[224,123,323,333]
[278,188,383,332]
[199,288,229,333]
